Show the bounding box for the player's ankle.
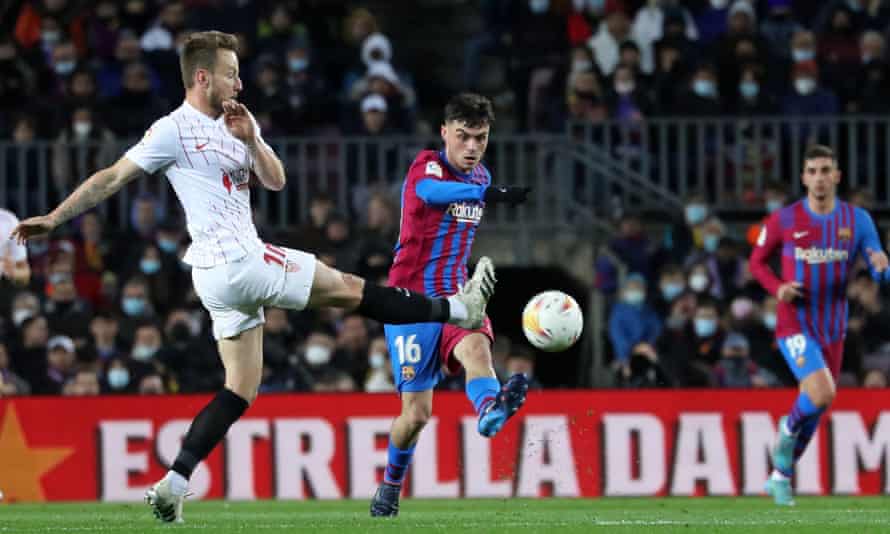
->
[164,470,189,496]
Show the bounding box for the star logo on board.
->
[0,404,73,502]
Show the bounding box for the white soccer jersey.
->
[0,209,28,263]
[125,101,273,268]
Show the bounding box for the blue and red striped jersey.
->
[388,150,491,297]
[749,199,886,343]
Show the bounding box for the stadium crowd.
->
[2,0,890,395]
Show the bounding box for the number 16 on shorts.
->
[384,323,444,393]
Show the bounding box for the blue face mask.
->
[660,282,684,301]
[792,49,814,62]
[703,234,720,253]
[740,81,759,99]
[694,317,718,338]
[122,297,146,317]
[157,238,178,253]
[530,0,550,13]
[623,289,645,306]
[288,58,308,72]
[132,344,158,361]
[685,204,708,225]
[766,199,783,213]
[763,312,777,330]
[693,79,716,98]
[108,368,130,389]
[55,60,76,76]
[140,259,161,275]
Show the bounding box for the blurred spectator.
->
[104,357,133,393]
[301,331,338,385]
[363,336,394,392]
[863,368,888,387]
[654,263,686,316]
[158,310,221,394]
[256,4,309,57]
[14,0,88,54]
[782,60,839,119]
[0,35,37,125]
[694,0,730,45]
[334,314,371,385]
[88,313,124,362]
[617,341,671,388]
[86,0,123,60]
[40,334,77,394]
[0,341,31,395]
[595,212,653,295]
[745,296,796,385]
[63,367,100,396]
[850,31,890,112]
[505,344,542,390]
[140,1,186,52]
[323,213,358,271]
[463,0,512,90]
[52,106,117,192]
[348,61,415,133]
[97,30,160,98]
[355,191,397,281]
[746,181,788,246]
[674,63,722,116]
[650,38,688,113]
[118,275,156,344]
[259,307,295,392]
[631,2,698,75]
[712,331,775,387]
[608,274,663,365]
[43,267,92,348]
[606,64,651,121]
[131,243,175,315]
[561,70,608,127]
[731,62,779,115]
[106,61,169,136]
[281,37,330,134]
[588,0,631,77]
[760,0,804,63]
[312,370,356,392]
[110,194,160,270]
[11,314,50,385]
[138,373,165,394]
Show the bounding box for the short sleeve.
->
[124,117,179,174]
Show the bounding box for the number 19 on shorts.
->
[394,334,422,364]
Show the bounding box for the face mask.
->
[685,204,707,225]
[847,0,863,11]
[763,312,777,330]
[288,58,308,72]
[42,31,61,45]
[615,81,635,94]
[529,0,550,13]
[766,199,783,213]
[623,289,645,305]
[108,368,130,389]
[572,59,592,73]
[140,259,161,275]
[739,81,759,99]
[689,273,709,292]
[132,344,158,361]
[157,238,178,253]
[55,60,76,76]
[795,78,816,95]
[370,352,386,369]
[710,0,728,8]
[703,234,720,253]
[305,345,332,366]
[693,79,716,98]
[122,297,146,316]
[73,121,92,137]
[694,317,717,338]
[792,49,814,62]
[660,282,684,301]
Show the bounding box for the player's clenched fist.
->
[777,281,805,303]
[866,248,889,273]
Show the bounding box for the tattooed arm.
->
[10,157,143,243]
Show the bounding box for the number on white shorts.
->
[394,334,422,364]
[785,334,807,359]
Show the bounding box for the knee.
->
[455,338,493,373]
[810,384,836,407]
[403,403,432,432]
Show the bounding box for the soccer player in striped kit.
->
[749,144,890,505]
[11,31,495,523]
[370,93,532,517]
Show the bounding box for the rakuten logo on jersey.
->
[794,247,849,264]
[448,202,484,224]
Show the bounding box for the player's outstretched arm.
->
[10,157,142,243]
[415,179,531,207]
[222,100,285,191]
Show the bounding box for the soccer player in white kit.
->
[10,31,495,523]
[0,209,30,287]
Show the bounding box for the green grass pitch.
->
[2,497,889,533]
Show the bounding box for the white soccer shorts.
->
[191,244,317,340]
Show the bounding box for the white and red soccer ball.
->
[521,291,584,352]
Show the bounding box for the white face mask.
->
[710,0,729,8]
[370,352,386,369]
[572,59,593,73]
[795,77,816,95]
[132,344,158,361]
[689,273,709,292]
[305,344,332,366]
[615,80,635,94]
[73,122,92,137]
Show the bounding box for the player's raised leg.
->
[453,333,529,438]
[308,256,495,330]
[370,390,432,517]
[147,325,264,522]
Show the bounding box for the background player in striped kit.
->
[370,93,531,517]
[749,144,890,505]
[10,31,495,523]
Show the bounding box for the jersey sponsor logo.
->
[838,227,852,241]
[793,231,809,239]
[425,161,443,178]
[221,168,250,194]
[447,202,484,224]
[794,246,849,264]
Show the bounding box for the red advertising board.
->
[1,389,888,502]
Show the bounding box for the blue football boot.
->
[478,373,529,438]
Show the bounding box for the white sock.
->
[447,296,468,321]
[770,469,790,482]
[164,470,189,496]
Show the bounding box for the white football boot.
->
[145,476,185,523]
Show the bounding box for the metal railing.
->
[568,114,890,208]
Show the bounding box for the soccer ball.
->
[522,291,584,352]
